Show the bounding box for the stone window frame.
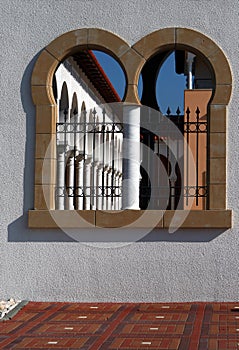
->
[29,27,232,229]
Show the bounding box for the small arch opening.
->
[59,82,69,123]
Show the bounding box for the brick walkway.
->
[1,302,239,349]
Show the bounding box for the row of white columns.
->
[56,149,123,211]
[56,105,141,210]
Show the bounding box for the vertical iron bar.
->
[206,105,210,209]
[73,109,77,209]
[83,109,87,209]
[176,132,179,209]
[63,108,68,206]
[167,141,170,209]
[196,107,200,206]
[111,112,115,207]
[92,108,96,209]
[186,107,190,206]
[102,108,106,200]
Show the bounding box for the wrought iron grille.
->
[55,106,208,210]
[56,107,123,210]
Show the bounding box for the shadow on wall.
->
[7,53,227,243]
[7,52,75,242]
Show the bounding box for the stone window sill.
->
[28,210,232,229]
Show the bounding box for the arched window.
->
[139,49,214,210]
[29,28,232,229]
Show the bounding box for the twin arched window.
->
[29,28,232,228]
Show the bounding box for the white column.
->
[118,173,122,210]
[96,164,103,210]
[102,166,108,210]
[91,161,98,210]
[79,114,85,153]
[106,167,112,210]
[75,157,84,210]
[63,108,71,146]
[66,155,74,210]
[112,169,116,210]
[95,126,102,210]
[114,171,120,210]
[122,105,141,209]
[69,113,74,148]
[118,139,123,210]
[57,146,65,210]
[75,112,80,150]
[84,158,92,210]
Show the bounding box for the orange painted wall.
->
[184,89,212,210]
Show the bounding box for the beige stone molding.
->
[30,27,232,228]
[29,210,232,229]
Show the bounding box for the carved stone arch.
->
[133,28,232,210]
[31,28,136,106]
[132,27,232,105]
[59,82,69,123]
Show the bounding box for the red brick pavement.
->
[1,302,239,349]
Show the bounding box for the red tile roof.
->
[73,50,121,103]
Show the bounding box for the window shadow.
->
[7,52,76,242]
[139,228,226,242]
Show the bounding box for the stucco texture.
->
[1,0,239,301]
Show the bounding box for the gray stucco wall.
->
[1,0,239,302]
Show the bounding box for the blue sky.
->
[93,50,186,114]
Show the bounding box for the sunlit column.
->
[74,112,80,151]
[106,167,112,210]
[102,166,109,210]
[75,157,84,210]
[96,164,103,210]
[56,146,65,210]
[63,108,71,146]
[114,171,119,210]
[118,173,122,210]
[91,161,98,210]
[66,155,74,210]
[118,139,123,210]
[112,169,116,210]
[69,112,74,148]
[84,158,92,210]
[79,114,85,154]
[122,105,141,209]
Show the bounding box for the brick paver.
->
[1,302,239,349]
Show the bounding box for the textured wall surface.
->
[1,0,239,301]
